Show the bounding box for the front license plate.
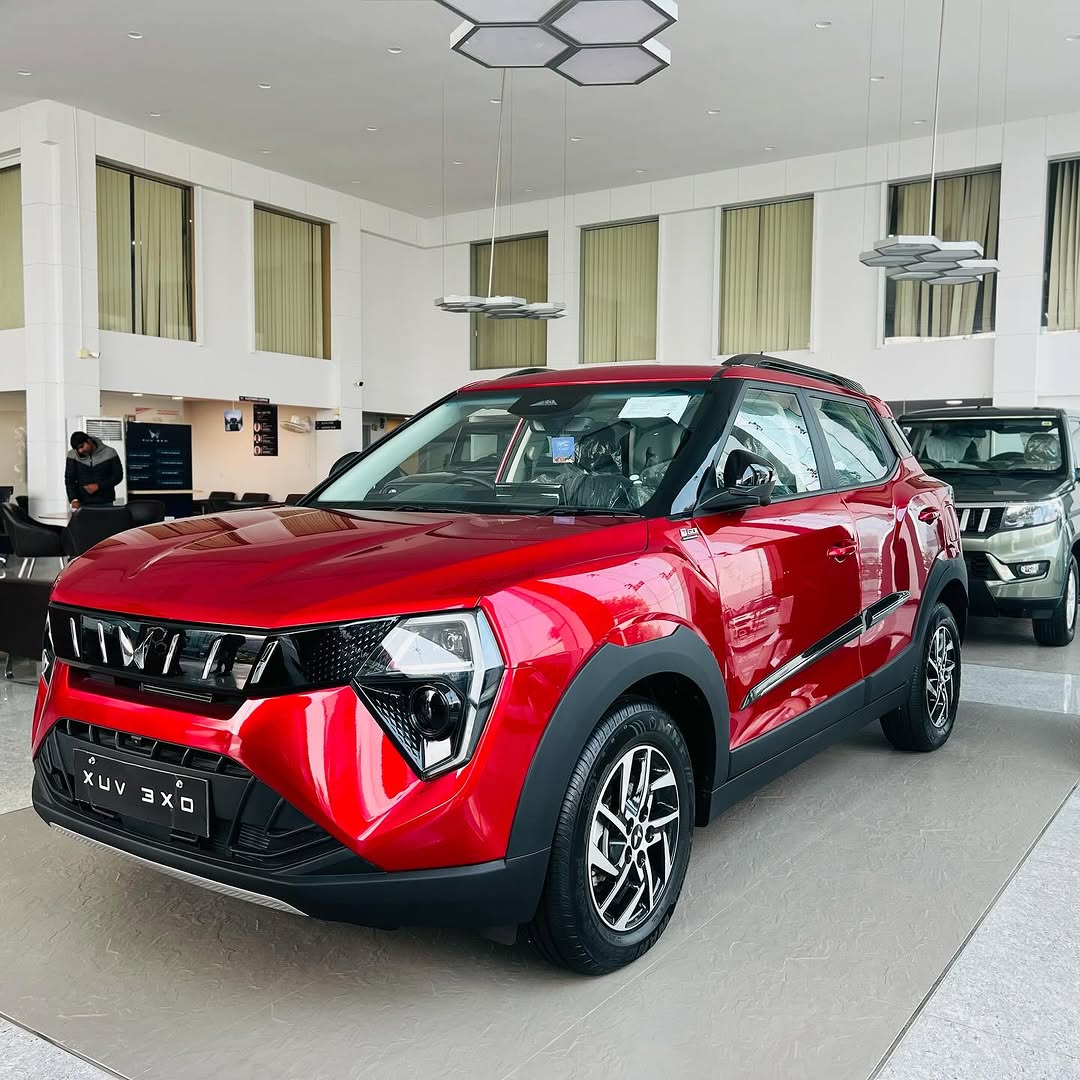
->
[73,748,210,837]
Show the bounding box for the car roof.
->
[900,406,1067,421]
[463,356,880,407]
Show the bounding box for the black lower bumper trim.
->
[33,776,549,929]
[968,579,1059,620]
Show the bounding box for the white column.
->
[20,100,99,517]
[993,118,1048,407]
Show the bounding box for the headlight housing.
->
[1001,501,1062,530]
[353,612,504,780]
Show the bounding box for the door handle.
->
[828,542,858,562]
[918,507,940,524]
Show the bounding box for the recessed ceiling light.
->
[814,20,832,29]
[490,98,502,104]
[257,82,272,90]
[1065,34,1079,42]
[913,118,926,125]
[707,109,721,116]
[127,31,143,39]
[570,136,583,143]
[634,168,647,174]
[763,145,776,151]
[525,187,534,193]
[259,149,272,154]
[149,112,161,118]
[387,46,403,54]
[452,160,464,166]
[870,74,886,82]
[366,126,379,132]
[16,70,32,77]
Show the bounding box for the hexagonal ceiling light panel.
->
[549,0,678,46]
[437,0,565,22]
[554,38,670,85]
[451,21,575,67]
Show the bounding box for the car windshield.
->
[314,384,707,515]
[903,417,1066,475]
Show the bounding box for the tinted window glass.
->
[812,398,893,486]
[719,388,821,497]
[904,417,1065,475]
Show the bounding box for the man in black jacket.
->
[66,432,124,509]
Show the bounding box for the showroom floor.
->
[1,620,1078,1080]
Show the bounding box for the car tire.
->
[1032,555,1078,647]
[880,603,961,753]
[528,698,695,975]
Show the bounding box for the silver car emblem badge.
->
[117,626,172,671]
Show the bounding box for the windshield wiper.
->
[518,505,639,517]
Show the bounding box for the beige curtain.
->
[582,219,658,364]
[97,165,134,332]
[255,207,325,358]
[719,197,813,354]
[471,234,548,370]
[134,176,191,340]
[888,170,1000,338]
[1047,159,1079,331]
[0,166,23,330]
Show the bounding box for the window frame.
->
[253,203,331,360]
[883,166,1001,341]
[1043,156,1080,332]
[96,159,196,341]
[469,230,549,371]
[804,392,898,492]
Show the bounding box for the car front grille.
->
[36,719,375,876]
[964,552,997,580]
[957,507,1005,536]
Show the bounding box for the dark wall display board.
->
[253,404,278,457]
[126,422,194,518]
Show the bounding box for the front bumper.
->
[962,520,1068,619]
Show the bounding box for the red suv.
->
[32,357,966,974]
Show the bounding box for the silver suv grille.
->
[957,506,1005,536]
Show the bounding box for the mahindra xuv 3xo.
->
[32,356,966,974]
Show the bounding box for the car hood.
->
[52,506,648,628]
[939,472,1072,503]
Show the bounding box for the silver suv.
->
[901,407,1079,646]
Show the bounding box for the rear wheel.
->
[529,699,694,975]
[881,603,960,752]
[1032,555,1078,647]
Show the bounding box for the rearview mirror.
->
[695,449,778,514]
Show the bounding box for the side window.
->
[812,398,893,487]
[1069,420,1080,472]
[719,388,821,497]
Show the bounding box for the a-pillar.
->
[19,100,99,518]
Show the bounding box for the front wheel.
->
[1032,555,1078,647]
[529,699,695,975]
[881,603,961,752]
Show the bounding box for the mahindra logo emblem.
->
[116,625,173,670]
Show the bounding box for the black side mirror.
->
[696,449,778,514]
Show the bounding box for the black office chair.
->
[128,500,167,526]
[284,493,305,506]
[240,492,271,504]
[65,506,135,557]
[0,577,51,678]
[0,504,65,579]
[194,490,236,515]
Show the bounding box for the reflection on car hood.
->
[52,505,648,628]
[943,473,1071,503]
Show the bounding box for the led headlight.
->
[1001,501,1062,530]
[352,612,504,780]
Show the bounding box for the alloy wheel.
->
[925,624,957,730]
[587,744,681,933]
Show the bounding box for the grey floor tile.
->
[0,678,39,816]
[964,617,1080,676]
[961,664,1080,715]
[877,1015,1080,1080]
[0,1018,119,1079]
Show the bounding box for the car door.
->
[806,394,932,681]
[693,383,865,770]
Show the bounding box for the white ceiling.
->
[1,0,1078,217]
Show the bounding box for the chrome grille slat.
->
[957,506,1004,536]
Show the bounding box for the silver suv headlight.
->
[1001,501,1062,530]
[352,611,504,781]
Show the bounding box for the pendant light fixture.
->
[436,0,677,86]
[860,0,1000,284]
[436,71,567,322]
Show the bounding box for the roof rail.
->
[497,367,550,379]
[721,354,867,396]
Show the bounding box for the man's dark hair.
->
[70,431,91,449]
